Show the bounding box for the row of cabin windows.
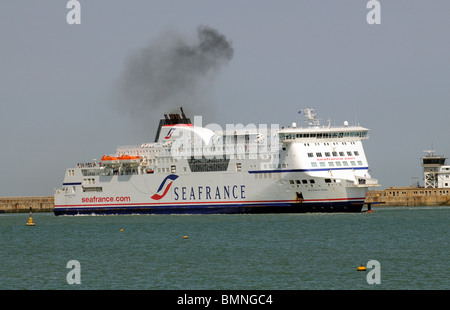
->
[157,166,183,173]
[308,151,359,158]
[282,132,367,140]
[289,179,336,185]
[82,178,95,185]
[311,161,363,168]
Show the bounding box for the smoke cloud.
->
[113,25,234,128]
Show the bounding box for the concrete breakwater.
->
[0,196,54,213]
[365,187,450,207]
[1,188,449,213]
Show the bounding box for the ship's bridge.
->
[278,108,369,142]
[279,126,369,142]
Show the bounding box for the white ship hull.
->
[54,108,379,215]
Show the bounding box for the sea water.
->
[0,207,448,290]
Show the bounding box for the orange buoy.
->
[357,265,367,271]
[183,236,189,239]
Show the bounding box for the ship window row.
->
[282,131,367,140]
[289,179,316,185]
[61,186,76,194]
[289,178,340,187]
[156,157,178,163]
[308,151,359,158]
[82,178,95,185]
[304,142,356,147]
[311,160,363,167]
[254,173,282,180]
[157,167,177,173]
[262,163,288,169]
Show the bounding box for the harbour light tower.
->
[422,150,447,188]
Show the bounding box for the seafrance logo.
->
[150,174,246,201]
[151,174,179,200]
[165,128,176,139]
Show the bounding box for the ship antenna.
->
[302,107,320,127]
[180,107,187,121]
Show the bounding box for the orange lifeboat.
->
[101,155,120,161]
[118,155,142,166]
[118,155,141,160]
[101,155,121,167]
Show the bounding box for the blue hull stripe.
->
[248,167,369,174]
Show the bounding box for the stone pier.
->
[366,187,450,206]
[0,196,54,213]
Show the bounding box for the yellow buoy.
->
[357,265,367,271]
[120,229,124,232]
[26,216,35,226]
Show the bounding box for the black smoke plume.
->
[113,25,233,128]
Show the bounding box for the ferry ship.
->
[54,108,379,215]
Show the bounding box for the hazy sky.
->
[1,1,449,196]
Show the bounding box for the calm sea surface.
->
[0,207,448,290]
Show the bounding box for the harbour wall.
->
[365,187,450,207]
[1,188,449,213]
[0,196,54,213]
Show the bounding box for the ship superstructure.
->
[54,108,379,215]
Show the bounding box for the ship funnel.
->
[154,107,192,142]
